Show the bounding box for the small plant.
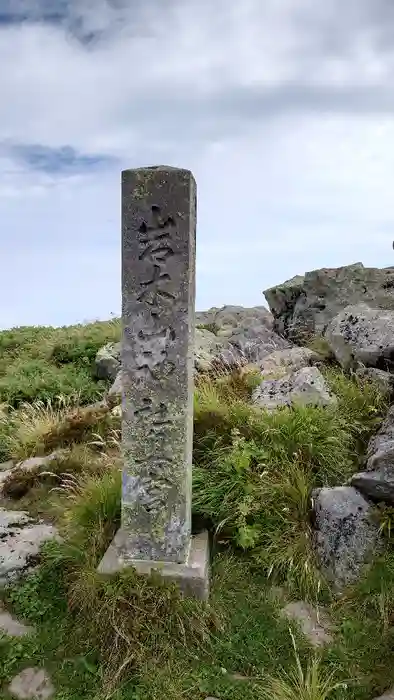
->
[196,322,220,335]
[260,629,348,700]
[373,504,394,539]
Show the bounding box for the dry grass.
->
[2,395,114,461]
[260,630,348,700]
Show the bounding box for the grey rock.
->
[94,342,121,381]
[9,668,54,699]
[0,604,34,637]
[259,346,323,379]
[0,508,59,587]
[281,601,334,647]
[350,406,394,505]
[194,327,227,372]
[252,366,337,411]
[264,263,394,343]
[351,469,394,505]
[107,369,122,407]
[355,367,394,396]
[366,405,394,472]
[312,486,380,590]
[0,460,14,471]
[196,305,273,332]
[325,303,394,371]
[225,322,291,366]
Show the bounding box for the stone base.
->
[97,530,210,601]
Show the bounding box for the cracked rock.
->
[0,509,59,587]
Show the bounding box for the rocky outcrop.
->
[98,306,289,381]
[252,366,337,411]
[355,367,394,397]
[194,328,228,372]
[259,347,323,379]
[264,263,394,343]
[312,486,380,590]
[196,305,290,370]
[196,305,273,333]
[350,405,394,505]
[0,509,59,587]
[325,304,394,371]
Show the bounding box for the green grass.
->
[0,320,393,699]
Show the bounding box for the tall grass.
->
[193,365,388,597]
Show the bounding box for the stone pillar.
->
[98,166,209,600]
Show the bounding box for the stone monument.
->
[98,166,209,599]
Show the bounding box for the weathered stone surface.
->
[96,307,286,377]
[9,668,54,699]
[350,406,394,505]
[312,487,380,590]
[355,367,394,396]
[94,342,121,381]
[252,366,337,411]
[325,303,394,371]
[351,469,394,505]
[0,509,58,587]
[223,322,291,366]
[107,369,122,407]
[194,327,227,372]
[264,263,394,343]
[281,601,334,647]
[259,347,323,379]
[196,305,273,332]
[0,604,34,637]
[366,405,394,472]
[98,165,209,599]
[118,166,196,562]
[99,530,210,600]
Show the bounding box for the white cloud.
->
[0,0,393,327]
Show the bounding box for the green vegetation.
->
[0,320,393,699]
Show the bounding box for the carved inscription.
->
[136,205,176,312]
[133,398,175,514]
[130,205,180,514]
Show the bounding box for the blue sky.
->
[0,0,393,328]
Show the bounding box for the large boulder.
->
[223,323,291,366]
[350,405,394,505]
[195,305,285,368]
[312,486,380,590]
[252,366,337,411]
[196,305,273,334]
[264,263,394,343]
[325,304,394,371]
[94,342,121,381]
